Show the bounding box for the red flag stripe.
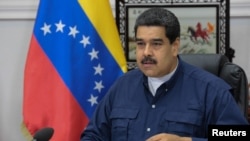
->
[23,35,89,140]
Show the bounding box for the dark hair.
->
[134,8,180,44]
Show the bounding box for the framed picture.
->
[116,0,230,70]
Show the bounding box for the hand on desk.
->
[146,133,192,141]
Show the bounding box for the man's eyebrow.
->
[152,38,163,42]
[135,38,163,42]
[135,38,142,42]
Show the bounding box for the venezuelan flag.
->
[22,0,127,140]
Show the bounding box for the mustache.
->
[141,56,157,64]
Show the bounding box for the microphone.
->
[32,127,54,141]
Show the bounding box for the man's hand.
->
[146,133,192,141]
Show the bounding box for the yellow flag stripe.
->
[78,0,127,73]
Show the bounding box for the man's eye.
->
[136,42,145,46]
[152,42,162,46]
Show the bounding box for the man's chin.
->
[141,69,157,77]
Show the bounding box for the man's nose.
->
[143,44,152,56]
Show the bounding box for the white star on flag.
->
[41,23,51,36]
[55,20,66,33]
[94,80,104,93]
[93,63,104,76]
[80,35,91,48]
[88,48,99,60]
[87,94,98,106]
[68,25,79,38]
